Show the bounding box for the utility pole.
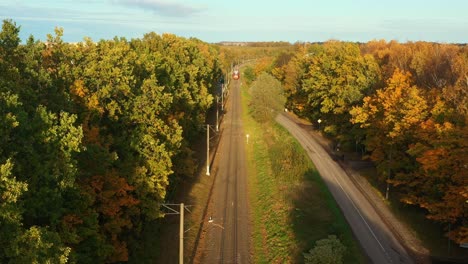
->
[216,96,219,132]
[180,203,184,264]
[221,84,224,112]
[206,124,210,176]
[161,203,191,264]
[205,124,219,176]
[386,147,392,200]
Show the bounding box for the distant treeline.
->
[218,41,292,47]
[247,40,467,245]
[0,19,224,263]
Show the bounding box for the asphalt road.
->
[276,113,413,264]
[201,79,250,263]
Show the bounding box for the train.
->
[232,69,240,80]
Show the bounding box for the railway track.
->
[202,78,248,264]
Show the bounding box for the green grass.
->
[240,84,365,263]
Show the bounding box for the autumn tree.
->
[351,67,467,243]
[351,69,428,183]
[404,117,468,244]
[282,38,467,245]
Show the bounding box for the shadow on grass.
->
[288,168,365,264]
[255,123,366,263]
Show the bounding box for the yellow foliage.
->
[70,79,88,98]
[254,57,273,75]
[87,94,103,114]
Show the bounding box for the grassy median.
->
[240,83,366,263]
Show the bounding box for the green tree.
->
[303,235,346,264]
[0,159,27,263]
[11,226,71,264]
[0,20,22,95]
[249,72,286,123]
[0,19,20,52]
[301,41,380,136]
[243,66,256,84]
[127,76,182,219]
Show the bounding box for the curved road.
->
[277,113,412,264]
[201,79,250,263]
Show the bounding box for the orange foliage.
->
[254,57,273,75]
[62,214,83,228]
[89,172,139,217]
[86,171,139,262]
[416,148,447,172]
[109,234,129,262]
[81,117,101,146]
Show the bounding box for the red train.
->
[233,69,240,80]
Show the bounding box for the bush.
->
[304,235,346,264]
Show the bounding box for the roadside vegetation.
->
[241,71,365,263]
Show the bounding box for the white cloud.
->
[114,0,203,17]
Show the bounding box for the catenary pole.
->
[206,124,210,175]
[179,203,184,264]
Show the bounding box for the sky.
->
[1,0,467,43]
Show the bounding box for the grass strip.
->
[240,84,365,263]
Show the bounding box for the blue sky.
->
[1,0,467,43]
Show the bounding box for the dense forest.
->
[261,40,467,245]
[0,19,223,263]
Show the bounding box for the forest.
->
[1,16,467,262]
[0,19,223,263]
[260,40,467,247]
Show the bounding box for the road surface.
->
[277,113,412,264]
[200,79,250,263]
